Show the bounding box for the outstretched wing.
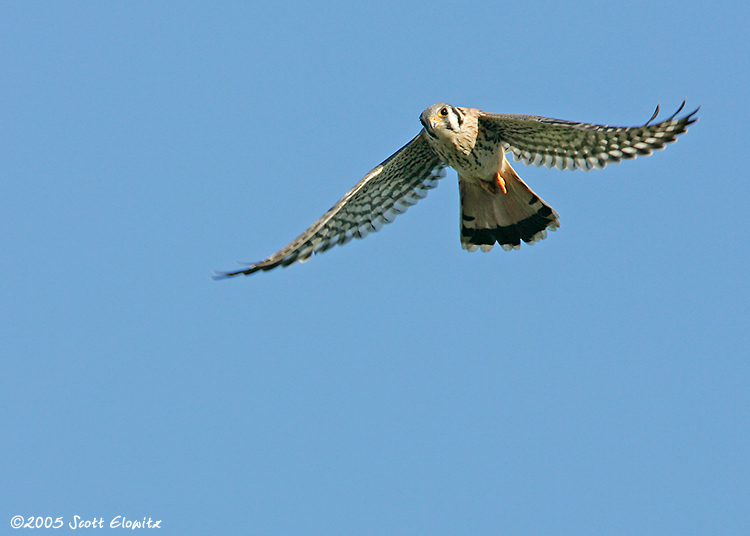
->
[213,131,446,278]
[478,101,698,171]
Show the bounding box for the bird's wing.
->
[477,101,698,171]
[213,131,446,278]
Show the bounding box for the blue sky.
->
[2,1,748,534]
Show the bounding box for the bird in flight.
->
[214,101,697,279]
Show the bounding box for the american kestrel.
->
[214,101,697,278]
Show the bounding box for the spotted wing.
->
[478,101,698,171]
[213,131,446,278]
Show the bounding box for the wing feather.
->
[213,131,445,278]
[478,101,698,171]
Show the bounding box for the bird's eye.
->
[440,107,448,116]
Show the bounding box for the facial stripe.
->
[452,106,464,127]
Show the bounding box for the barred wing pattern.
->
[478,101,698,171]
[213,132,446,278]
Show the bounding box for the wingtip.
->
[211,269,237,281]
[676,100,700,127]
[211,264,262,280]
[688,103,701,121]
[647,99,699,127]
[667,99,687,121]
[644,103,660,126]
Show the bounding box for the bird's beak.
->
[421,115,439,136]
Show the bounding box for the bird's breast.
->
[441,138,504,182]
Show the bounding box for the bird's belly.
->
[450,148,505,184]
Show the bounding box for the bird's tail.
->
[459,160,560,252]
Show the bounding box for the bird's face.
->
[420,103,466,139]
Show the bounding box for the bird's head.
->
[420,103,465,138]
